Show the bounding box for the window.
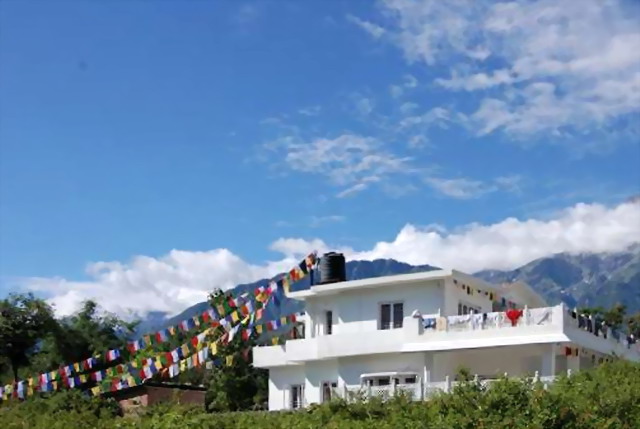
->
[458,302,481,315]
[290,385,304,409]
[325,310,333,335]
[380,302,404,330]
[377,378,390,386]
[393,303,403,328]
[322,381,337,402]
[404,376,417,384]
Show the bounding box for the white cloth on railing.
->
[470,313,484,330]
[447,315,471,330]
[529,308,552,325]
[484,312,502,329]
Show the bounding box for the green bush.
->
[1,360,639,429]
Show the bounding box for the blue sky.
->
[1,1,639,316]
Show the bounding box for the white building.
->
[254,269,640,411]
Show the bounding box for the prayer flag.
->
[106,349,120,362]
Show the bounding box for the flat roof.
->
[287,269,503,300]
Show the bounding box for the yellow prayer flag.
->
[280,316,287,326]
[181,344,190,356]
[80,374,87,383]
[226,355,233,366]
[154,361,163,371]
[28,377,34,387]
[49,371,57,380]
[180,360,187,371]
[210,342,218,355]
[231,311,240,323]
[128,376,136,386]
[272,337,279,345]
[27,386,33,396]
[256,324,263,334]
[52,381,58,390]
[91,386,101,396]
[73,362,80,373]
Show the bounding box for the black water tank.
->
[319,252,346,284]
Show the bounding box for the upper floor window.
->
[380,302,403,330]
[458,302,481,315]
[325,310,333,335]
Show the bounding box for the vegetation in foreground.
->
[1,360,639,429]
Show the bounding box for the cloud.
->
[298,105,322,116]
[355,96,375,116]
[389,74,419,98]
[266,133,413,196]
[425,175,523,199]
[309,215,346,227]
[354,0,640,137]
[347,14,386,39]
[351,199,640,272]
[20,200,640,318]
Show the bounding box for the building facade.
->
[253,269,640,411]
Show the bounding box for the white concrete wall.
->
[305,280,445,337]
[337,352,427,387]
[304,360,339,405]
[447,278,494,315]
[268,366,305,410]
[431,344,549,380]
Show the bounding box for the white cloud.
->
[347,14,386,39]
[268,133,413,196]
[351,199,640,272]
[355,96,375,116]
[425,175,523,199]
[21,200,640,318]
[355,0,640,137]
[298,105,322,116]
[400,102,419,114]
[425,177,494,199]
[310,215,347,227]
[398,107,451,130]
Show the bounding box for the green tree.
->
[0,293,56,382]
[204,289,268,411]
[50,300,137,365]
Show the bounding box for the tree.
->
[204,288,269,411]
[0,293,56,382]
[49,300,136,365]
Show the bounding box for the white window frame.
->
[290,384,304,409]
[379,301,404,330]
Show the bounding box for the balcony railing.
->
[343,372,560,403]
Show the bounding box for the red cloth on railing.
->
[506,309,523,326]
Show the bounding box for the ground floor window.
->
[322,381,337,402]
[290,384,304,409]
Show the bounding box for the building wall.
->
[269,365,306,410]
[431,344,550,381]
[337,353,427,387]
[267,345,562,410]
[146,386,205,407]
[305,280,446,338]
